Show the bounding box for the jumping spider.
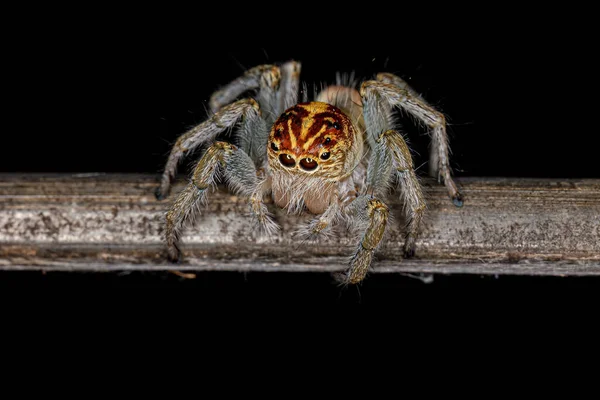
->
[156,61,463,285]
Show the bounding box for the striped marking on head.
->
[269,102,353,159]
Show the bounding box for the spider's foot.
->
[452,192,464,208]
[292,222,333,245]
[403,235,417,258]
[403,246,416,259]
[167,245,182,264]
[441,173,464,207]
[155,186,169,201]
[333,250,372,286]
[332,271,352,286]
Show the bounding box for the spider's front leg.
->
[362,89,426,258]
[362,75,464,207]
[165,141,276,262]
[334,196,389,285]
[156,98,260,201]
[294,201,341,243]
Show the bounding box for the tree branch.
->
[1,173,599,276]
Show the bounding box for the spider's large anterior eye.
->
[299,157,318,171]
[279,154,296,168]
[320,152,330,160]
[271,142,279,151]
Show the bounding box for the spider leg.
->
[165,142,227,262]
[237,64,288,168]
[362,77,463,207]
[276,61,301,116]
[295,200,341,242]
[165,141,276,262]
[156,98,260,200]
[377,130,426,257]
[360,91,425,258]
[375,73,440,179]
[376,72,423,100]
[209,64,281,114]
[334,195,389,285]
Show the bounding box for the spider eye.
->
[324,137,331,144]
[320,152,330,160]
[300,157,318,171]
[271,142,279,151]
[279,154,296,168]
[327,121,340,130]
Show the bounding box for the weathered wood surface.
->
[0,173,599,276]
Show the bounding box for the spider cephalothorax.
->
[156,61,463,285]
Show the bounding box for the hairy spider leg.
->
[377,130,426,257]
[156,98,261,200]
[362,84,426,259]
[276,61,301,117]
[164,141,276,262]
[365,75,463,207]
[333,196,389,285]
[209,64,280,114]
[158,63,300,200]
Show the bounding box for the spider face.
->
[267,101,357,179]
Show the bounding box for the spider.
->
[155,60,463,285]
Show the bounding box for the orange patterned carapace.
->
[267,101,356,175]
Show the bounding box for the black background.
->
[6,45,596,179]
[2,13,598,329]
